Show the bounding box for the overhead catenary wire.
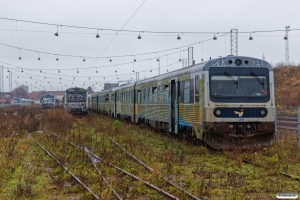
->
[0,34,218,60]
[5,60,182,87]
[1,17,300,34]
[0,49,183,72]
[80,0,148,83]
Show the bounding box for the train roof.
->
[135,56,272,85]
[65,87,87,92]
[202,56,272,71]
[41,94,55,98]
[93,56,272,93]
[111,82,135,91]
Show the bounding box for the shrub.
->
[112,120,120,132]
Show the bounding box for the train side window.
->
[184,80,190,103]
[160,85,164,103]
[195,75,199,102]
[141,89,144,103]
[165,85,169,104]
[137,90,141,104]
[179,81,184,103]
[190,78,194,103]
[152,87,157,103]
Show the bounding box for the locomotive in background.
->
[88,56,276,149]
[63,87,88,115]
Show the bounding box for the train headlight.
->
[235,59,242,66]
[260,109,267,116]
[246,124,251,129]
[215,109,222,116]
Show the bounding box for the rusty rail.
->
[85,147,123,200]
[45,130,123,199]
[84,146,180,200]
[105,134,201,200]
[45,130,180,200]
[35,141,100,199]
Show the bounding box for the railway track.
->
[35,130,201,200]
[276,113,298,130]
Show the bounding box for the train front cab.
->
[201,56,276,149]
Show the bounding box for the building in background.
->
[28,91,65,101]
[104,83,119,90]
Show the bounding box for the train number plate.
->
[237,118,245,122]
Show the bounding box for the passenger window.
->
[179,81,184,103]
[184,80,190,103]
[190,78,194,103]
[143,88,147,103]
[195,75,199,102]
[137,90,141,104]
[152,87,157,103]
[165,85,169,104]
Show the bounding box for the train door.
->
[170,79,178,133]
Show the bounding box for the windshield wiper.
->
[250,71,264,89]
[223,71,238,85]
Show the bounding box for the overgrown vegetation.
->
[0,65,299,199]
[274,64,300,112]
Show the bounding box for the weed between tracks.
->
[0,107,299,199]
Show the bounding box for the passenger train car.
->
[90,56,276,149]
[13,98,34,106]
[63,87,88,115]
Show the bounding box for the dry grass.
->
[1,72,300,200]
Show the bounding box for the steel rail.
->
[45,130,123,199]
[35,141,100,199]
[105,134,201,200]
[243,159,300,181]
[85,147,123,200]
[84,146,180,200]
[45,130,179,199]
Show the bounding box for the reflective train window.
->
[190,78,194,103]
[147,88,150,103]
[141,90,144,103]
[184,80,190,103]
[211,75,268,97]
[137,90,141,103]
[152,87,158,103]
[195,75,199,102]
[164,85,169,104]
[143,89,146,103]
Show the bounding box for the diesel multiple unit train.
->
[63,87,88,114]
[88,56,275,149]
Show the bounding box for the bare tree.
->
[14,87,28,98]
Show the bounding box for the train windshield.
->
[66,92,86,102]
[13,98,21,103]
[42,98,54,103]
[211,75,268,97]
[209,67,270,102]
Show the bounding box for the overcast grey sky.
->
[0,0,299,92]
